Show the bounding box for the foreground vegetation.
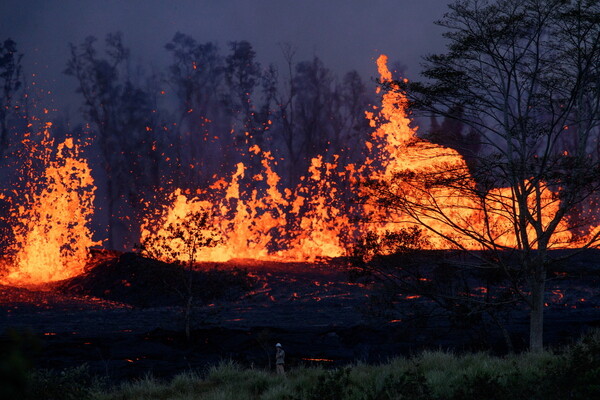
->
[3,330,600,400]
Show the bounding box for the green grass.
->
[8,330,600,400]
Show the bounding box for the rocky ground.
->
[1,250,599,381]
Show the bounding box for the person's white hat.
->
[276,343,282,347]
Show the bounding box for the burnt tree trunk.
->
[529,264,546,352]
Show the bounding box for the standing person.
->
[275,343,285,375]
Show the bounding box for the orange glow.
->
[1,54,592,285]
[139,54,582,266]
[280,155,353,261]
[362,55,572,251]
[551,289,565,302]
[140,148,290,262]
[2,125,99,286]
[362,55,479,248]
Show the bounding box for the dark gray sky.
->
[0,0,450,113]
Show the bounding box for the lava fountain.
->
[363,55,572,250]
[140,147,289,263]
[140,54,577,264]
[0,54,582,283]
[2,125,99,286]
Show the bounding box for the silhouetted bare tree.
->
[369,0,600,351]
[65,32,162,249]
[224,40,276,178]
[0,38,22,159]
[165,33,228,187]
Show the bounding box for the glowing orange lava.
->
[140,148,290,263]
[362,55,572,251]
[2,125,99,286]
[141,55,578,264]
[2,54,586,283]
[140,142,359,263]
[280,155,354,261]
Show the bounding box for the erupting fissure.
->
[1,56,589,283]
[142,54,576,263]
[360,55,573,250]
[139,149,355,262]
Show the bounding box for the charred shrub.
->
[350,227,428,267]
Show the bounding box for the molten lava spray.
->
[364,55,571,250]
[0,54,584,285]
[3,127,99,285]
[138,54,576,265]
[140,148,290,263]
[361,54,481,248]
[281,155,354,260]
[140,145,355,263]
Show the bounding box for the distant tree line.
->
[1,20,599,256]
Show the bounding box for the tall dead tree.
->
[368,0,600,351]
